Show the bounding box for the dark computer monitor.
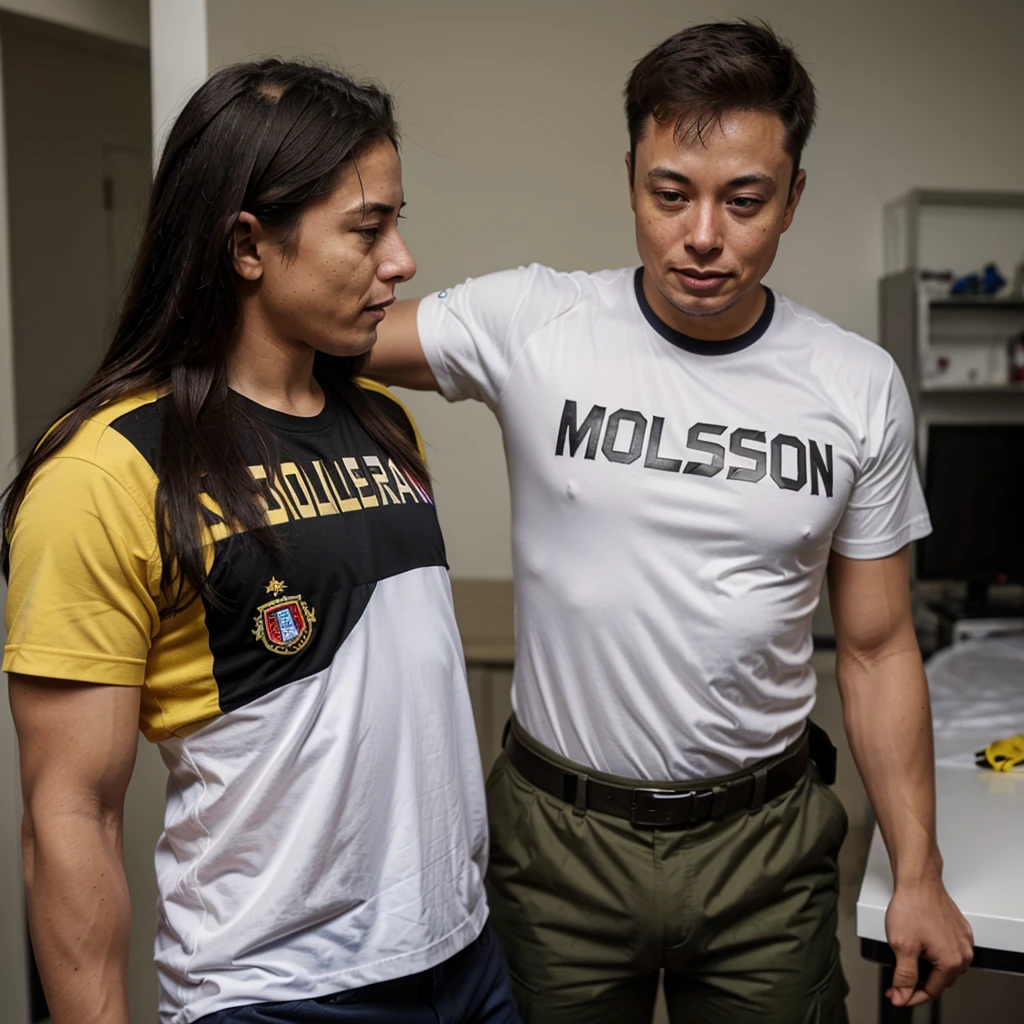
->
[917,424,1024,604]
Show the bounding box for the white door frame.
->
[149,0,208,168]
[0,29,30,1024]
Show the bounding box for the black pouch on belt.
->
[809,720,838,785]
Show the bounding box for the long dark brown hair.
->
[1,59,427,613]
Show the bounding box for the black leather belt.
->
[504,724,818,829]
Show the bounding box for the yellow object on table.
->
[977,734,1024,772]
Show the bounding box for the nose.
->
[684,200,724,259]
[380,232,417,285]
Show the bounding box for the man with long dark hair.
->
[369,20,974,1023]
[3,61,519,1024]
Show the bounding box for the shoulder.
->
[427,263,630,325]
[502,262,635,311]
[10,392,167,564]
[32,390,168,512]
[354,378,426,460]
[93,390,169,469]
[774,293,899,389]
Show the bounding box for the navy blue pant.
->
[197,925,522,1024]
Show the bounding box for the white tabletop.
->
[857,637,1024,954]
[856,634,1024,954]
[856,762,1024,953]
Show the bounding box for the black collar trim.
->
[633,266,774,356]
[230,380,341,433]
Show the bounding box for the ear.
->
[232,211,265,281]
[781,168,807,234]
[625,151,636,212]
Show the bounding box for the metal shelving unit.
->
[884,188,1024,275]
[881,270,1024,416]
[880,188,1024,434]
[880,190,1024,625]
[930,298,1024,310]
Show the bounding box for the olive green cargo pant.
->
[485,718,849,1024]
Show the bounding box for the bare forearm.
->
[828,551,971,1004]
[24,811,132,1024]
[837,640,940,885]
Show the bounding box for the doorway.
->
[0,11,160,1022]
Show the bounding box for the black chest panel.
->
[110,388,446,714]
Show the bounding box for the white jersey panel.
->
[153,566,488,1024]
[419,266,930,780]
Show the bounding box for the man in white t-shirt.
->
[369,20,973,1024]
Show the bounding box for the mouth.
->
[672,269,733,292]
[363,297,395,321]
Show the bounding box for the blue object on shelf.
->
[951,273,980,295]
[981,263,1007,295]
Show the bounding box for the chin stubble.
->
[660,282,744,319]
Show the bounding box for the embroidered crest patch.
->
[253,579,316,655]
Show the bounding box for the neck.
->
[227,309,325,417]
[642,273,767,341]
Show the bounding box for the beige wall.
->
[0,0,148,47]
[3,19,151,448]
[206,0,1024,580]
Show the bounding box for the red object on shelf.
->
[1010,334,1024,383]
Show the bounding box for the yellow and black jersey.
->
[7,379,437,738]
[4,380,489,1024]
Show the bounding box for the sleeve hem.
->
[417,295,462,403]
[830,516,932,560]
[3,644,145,687]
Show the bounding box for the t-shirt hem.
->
[170,900,489,1024]
[2,643,145,686]
[830,515,932,560]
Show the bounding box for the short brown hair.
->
[625,20,816,180]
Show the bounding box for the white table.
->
[858,763,1024,958]
[856,636,1024,1020]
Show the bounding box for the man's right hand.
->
[365,298,440,391]
[10,674,139,1024]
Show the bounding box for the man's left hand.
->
[885,877,974,1007]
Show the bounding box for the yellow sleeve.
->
[3,455,160,686]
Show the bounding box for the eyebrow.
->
[344,200,407,218]
[647,168,776,189]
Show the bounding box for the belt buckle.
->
[629,788,696,828]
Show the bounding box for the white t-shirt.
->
[419,264,931,780]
